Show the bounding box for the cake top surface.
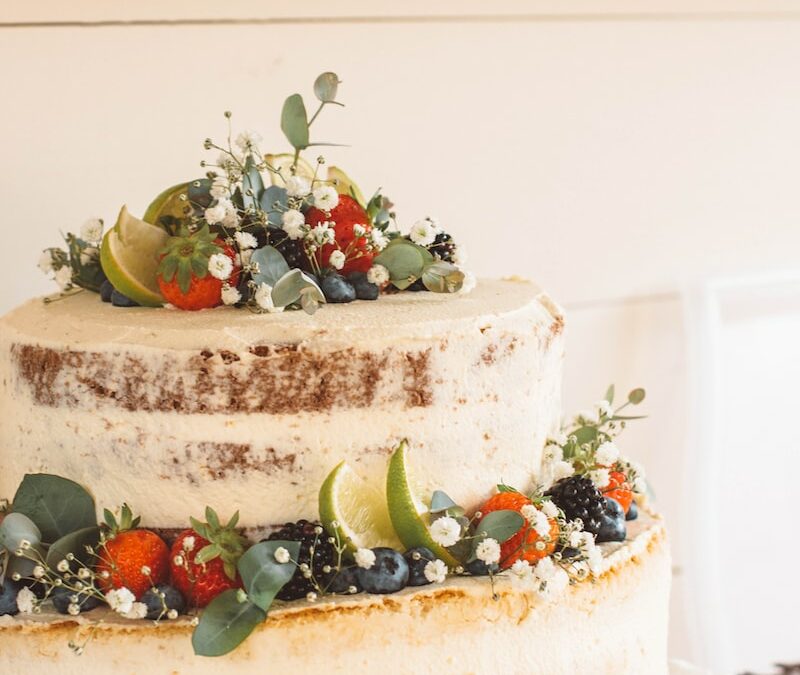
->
[1,278,562,351]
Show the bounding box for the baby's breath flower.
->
[423,559,448,584]
[16,587,36,614]
[328,250,346,270]
[106,587,136,615]
[281,209,306,240]
[368,228,389,252]
[354,548,376,570]
[595,441,620,466]
[588,468,610,489]
[32,565,45,579]
[80,218,104,243]
[234,231,257,250]
[366,264,390,286]
[38,250,54,274]
[541,500,559,519]
[285,175,311,198]
[54,266,73,290]
[312,185,339,211]
[235,131,263,153]
[255,283,283,313]
[429,516,461,548]
[67,603,81,616]
[208,253,234,281]
[475,538,501,565]
[122,602,148,620]
[274,546,291,564]
[221,284,242,306]
[56,559,70,573]
[551,461,575,482]
[409,218,437,246]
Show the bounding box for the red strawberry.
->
[305,194,373,275]
[602,470,633,514]
[95,504,169,599]
[477,491,559,569]
[169,508,246,608]
[157,226,240,311]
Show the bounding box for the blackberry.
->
[268,227,308,270]
[546,476,606,536]
[266,520,336,601]
[429,232,458,263]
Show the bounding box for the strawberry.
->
[169,508,246,608]
[156,225,240,310]
[95,504,169,599]
[602,470,633,514]
[305,194,373,275]
[477,491,559,569]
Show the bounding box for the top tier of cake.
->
[0,278,564,528]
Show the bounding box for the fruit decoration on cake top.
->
[36,72,470,313]
[0,386,650,657]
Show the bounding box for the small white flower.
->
[32,565,45,579]
[210,177,229,200]
[54,265,73,290]
[285,175,311,198]
[38,250,55,274]
[208,253,234,281]
[354,548,376,570]
[234,231,257,250]
[532,509,552,539]
[240,249,253,267]
[408,218,437,246]
[451,244,467,266]
[569,531,583,548]
[80,218,104,243]
[595,441,619,467]
[221,284,242,306]
[167,609,179,620]
[274,546,291,564]
[368,228,389,251]
[254,282,283,313]
[551,461,575,482]
[67,603,81,616]
[281,209,306,240]
[309,222,335,246]
[204,202,229,226]
[520,504,539,524]
[105,587,135,615]
[429,516,461,548]
[172,555,184,567]
[589,468,611,489]
[423,559,448,584]
[475,538,501,565]
[122,602,148,620]
[56,559,70,573]
[352,224,366,238]
[533,557,569,601]
[509,559,534,581]
[78,568,91,580]
[312,185,339,211]
[79,246,99,266]
[457,271,477,295]
[235,130,262,152]
[328,250,346,270]
[16,587,36,614]
[366,264,390,286]
[541,500,559,519]
[140,565,151,576]
[586,545,604,575]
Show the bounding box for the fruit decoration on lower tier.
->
[36,72,471,314]
[0,386,648,657]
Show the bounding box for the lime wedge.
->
[327,166,366,207]
[386,440,460,568]
[100,205,169,307]
[143,182,190,228]
[264,153,316,186]
[319,461,401,553]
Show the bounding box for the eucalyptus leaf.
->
[299,282,325,315]
[12,475,96,543]
[6,544,46,580]
[571,426,598,445]
[272,269,323,308]
[374,240,426,289]
[429,490,459,515]
[0,513,42,551]
[473,509,525,546]
[628,388,646,405]
[45,526,100,571]
[241,155,265,211]
[280,94,309,150]
[250,246,290,288]
[604,384,615,405]
[260,185,288,225]
[237,540,300,611]
[610,414,648,421]
[421,261,464,294]
[313,72,340,103]
[192,589,266,657]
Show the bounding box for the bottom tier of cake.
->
[0,520,669,675]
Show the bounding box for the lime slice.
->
[327,166,366,207]
[319,461,401,553]
[264,153,316,186]
[143,182,190,228]
[386,440,460,568]
[100,205,169,307]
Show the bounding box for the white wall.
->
[2,3,800,672]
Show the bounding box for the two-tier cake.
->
[0,72,669,674]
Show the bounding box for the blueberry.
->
[51,586,101,615]
[557,546,581,561]
[141,584,186,620]
[327,565,362,595]
[406,279,428,292]
[595,497,627,543]
[403,546,437,586]
[0,579,20,616]
[356,548,409,594]
[626,501,638,521]
[100,279,114,303]
[347,272,379,301]
[320,273,356,303]
[111,289,139,307]
[465,558,499,576]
